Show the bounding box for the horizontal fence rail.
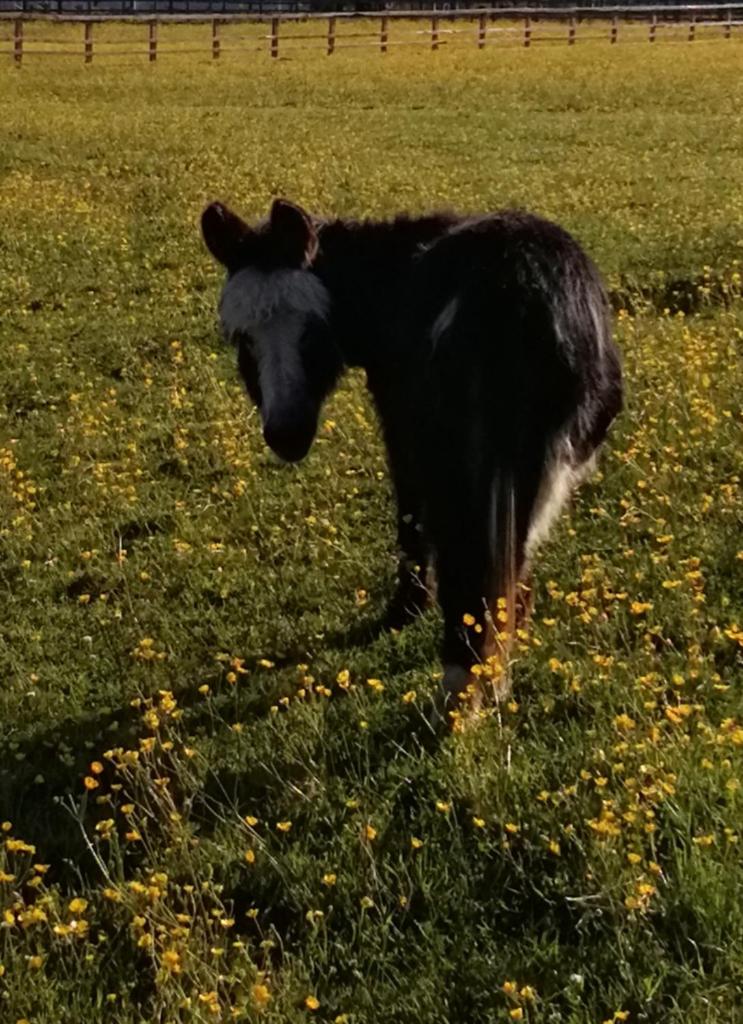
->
[0,0,740,10]
[2,4,742,62]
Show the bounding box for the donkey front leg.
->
[368,372,432,630]
[386,491,433,626]
[383,465,431,630]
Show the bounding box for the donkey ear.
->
[201,202,251,269]
[269,198,318,267]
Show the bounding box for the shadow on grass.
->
[0,605,440,886]
[609,270,739,316]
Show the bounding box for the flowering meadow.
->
[1,40,742,1024]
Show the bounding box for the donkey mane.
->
[311,212,460,367]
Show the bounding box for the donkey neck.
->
[314,213,459,369]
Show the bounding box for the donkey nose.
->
[262,415,315,464]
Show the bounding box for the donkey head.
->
[201,198,341,463]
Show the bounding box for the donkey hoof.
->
[427,665,484,732]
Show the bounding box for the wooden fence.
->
[2,5,742,63]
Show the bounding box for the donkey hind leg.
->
[432,468,533,725]
[433,441,586,727]
[482,442,595,704]
[524,439,596,567]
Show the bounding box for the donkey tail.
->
[483,438,555,672]
[486,466,519,641]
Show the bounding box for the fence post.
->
[84,20,93,63]
[148,19,157,62]
[270,16,279,58]
[327,15,335,55]
[725,10,732,38]
[431,14,439,51]
[610,15,618,43]
[380,14,388,52]
[568,15,576,45]
[211,18,220,59]
[688,15,695,41]
[478,11,486,48]
[13,17,23,66]
[524,15,531,47]
[649,13,656,42]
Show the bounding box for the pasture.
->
[1,39,743,1023]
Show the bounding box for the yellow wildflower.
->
[162,949,181,974]
[252,983,271,1007]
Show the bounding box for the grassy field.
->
[1,39,743,1024]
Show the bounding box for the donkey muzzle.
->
[262,407,317,463]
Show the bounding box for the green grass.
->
[1,39,742,1024]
